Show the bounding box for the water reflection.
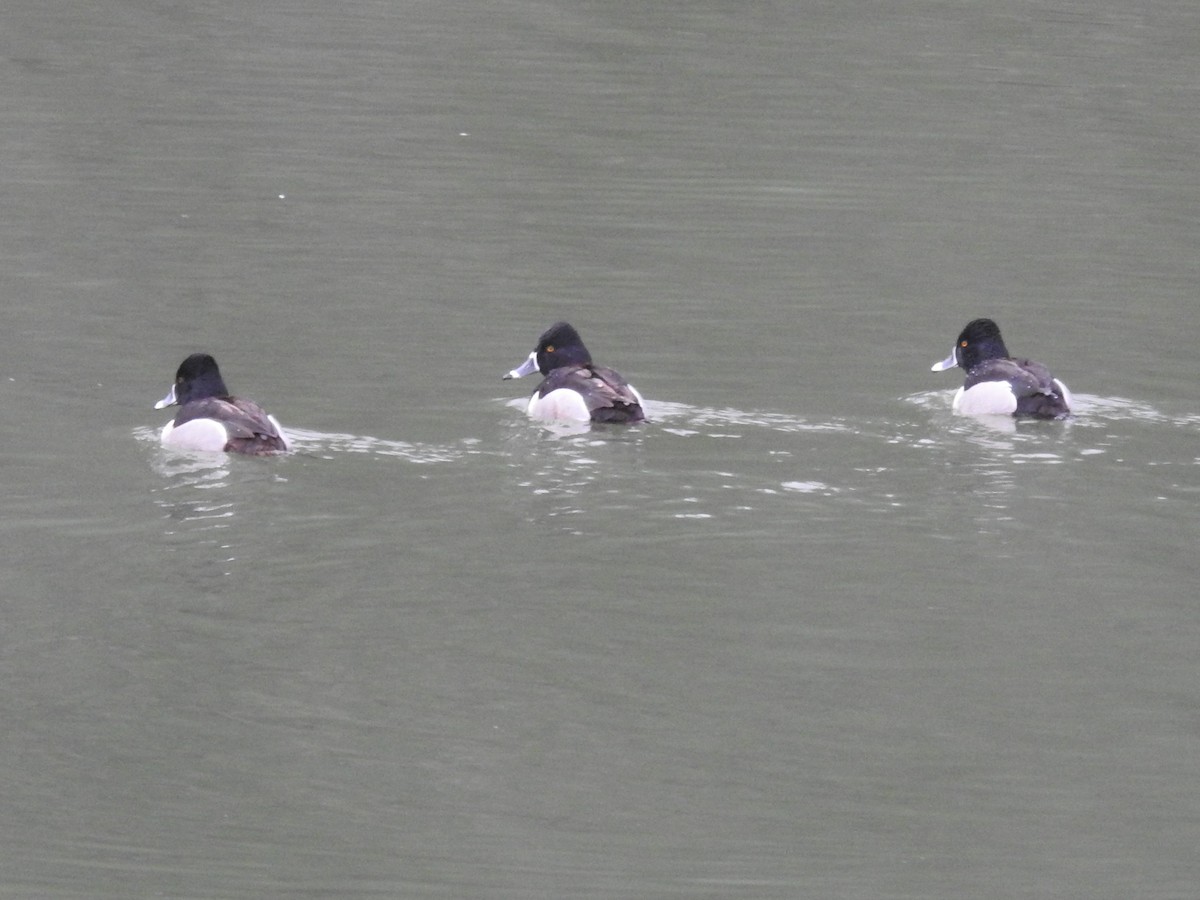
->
[495,399,859,535]
[138,429,235,516]
[498,414,647,534]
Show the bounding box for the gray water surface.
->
[3,2,1199,898]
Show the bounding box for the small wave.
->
[906,390,1200,431]
[1069,395,1200,430]
[646,400,852,434]
[284,427,474,464]
[139,423,475,466]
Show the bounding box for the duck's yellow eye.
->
[546,345,555,353]
[960,340,968,348]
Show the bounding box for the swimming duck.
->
[931,318,1072,418]
[155,353,291,454]
[503,322,645,423]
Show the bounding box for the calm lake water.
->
[3,1,1198,897]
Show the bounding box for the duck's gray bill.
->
[154,384,178,409]
[504,353,538,380]
[930,351,958,372]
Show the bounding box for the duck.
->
[930,318,1072,419]
[155,353,291,454]
[503,322,645,424]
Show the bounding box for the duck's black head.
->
[533,322,592,375]
[932,318,1011,372]
[168,353,230,405]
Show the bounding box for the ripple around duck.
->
[138,422,480,468]
[646,399,855,436]
[282,427,478,464]
[1067,395,1200,431]
[906,389,1200,431]
[136,388,1197,540]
